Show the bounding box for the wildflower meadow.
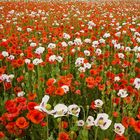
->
[0,0,140,140]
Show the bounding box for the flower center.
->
[57,110,63,115]
[116,126,121,133]
[98,118,104,125]
[45,104,51,110]
[71,107,78,115]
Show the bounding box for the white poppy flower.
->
[114,44,121,50]
[48,55,56,62]
[118,53,124,59]
[132,46,138,52]
[94,113,112,130]
[114,76,120,82]
[103,33,110,38]
[34,95,52,114]
[0,74,8,81]
[51,104,68,118]
[94,99,103,108]
[17,91,25,97]
[63,33,70,40]
[117,89,128,98]
[71,48,76,53]
[17,27,22,31]
[84,63,91,69]
[8,55,15,60]
[75,57,84,67]
[114,123,125,136]
[133,78,140,90]
[33,58,43,65]
[0,74,14,82]
[78,67,86,73]
[68,104,80,117]
[136,37,140,43]
[88,21,96,27]
[68,41,74,46]
[115,32,121,37]
[2,51,9,57]
[48,43,56,49]
[74,38,83,46]
[86,116,94,127]
[112,40,117,45]
[27,28,32,32]
[30,42,37,47]
[88,25,92,30]
[92,41,99,48]
[9,10,14,14]
[8,74,14,81]
[99,38,105,44]
[77,120,85,126]
[61,85,69,93]
[125,47,131,52]
[25,59,31,64]
[56,56,63,63]
[35,47,45,55]
[84,50,90,56]
[95,48,102,56]
[61,41,68,47]
[84,38,91,44]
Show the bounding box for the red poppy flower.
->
[16,117,29,129]
[115,134,127,140]
[27,110,45,124]
[58,132,70,140]
[133,120,140,134]
[27,93,37,100]
[27,63,34,71]
[60,121,68,129]
[27,102,38,111]
[45,86,56,95]
[46,78,56,86]
[90,101,96,110]
[122,117,129,128]
[55,87,65,96]
[0,131,5,138]
[5,100,16,112]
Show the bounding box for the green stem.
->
[80,106,86,121]
[46,115,49,138]
[95,127,99,140]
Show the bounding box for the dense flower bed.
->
[0,0,140,140]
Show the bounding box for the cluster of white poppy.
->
[74,38,83,46]
[87,21,96,30]
[35,95,80,118]
[91,39,106,56]
[32,58,43,65]
[47,43,56,49]
[0,74,14,82]
[35,95,125,136]
[48,55,63,63]
[103,32,111,38]
[35,46,45,55]
[1,50,15,60]
[75,57,91,73]
[63,33,71,40]
[112,39,140,54]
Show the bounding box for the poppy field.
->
[0,0,140,140]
